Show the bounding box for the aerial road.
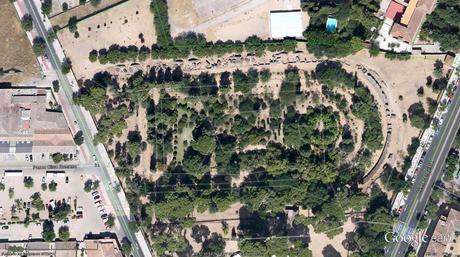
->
[23,1,147,257]
[385,81,460,257]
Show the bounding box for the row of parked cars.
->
[92,191,108,223]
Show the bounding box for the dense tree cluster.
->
[407,102,430,129]
[420,0,460,51]
[315,61,383,151]
[303,0,380,57]
[76,60,389,256]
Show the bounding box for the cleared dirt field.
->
[0,1,40,84]
[168,0,309,42]
[49,0,80,17]
[50,0,123,27]
[345,50,440,171]
[57,0,156,79]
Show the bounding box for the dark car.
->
[100,213,108,219]
[93,195,101,201]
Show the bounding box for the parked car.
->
[91,191,99,197]
[100,213,108,220]
[65,177,69,183]
[1,225,9,230]
[93,195,101,201]
[94,200,102,207]
[99,209,106,215]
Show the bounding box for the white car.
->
[76,206,83,212]
[99,209,106,215]
[97,205,104,211]
[0,206,3,215]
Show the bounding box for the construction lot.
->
[57,0,156,79]
[0,1,39,84]
[0,170,109,240]
[167,0,309,42]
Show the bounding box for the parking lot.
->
[0,170,112,240]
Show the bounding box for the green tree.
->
[58,226,70,241]
[260,68,271,83]
[408,102,430,129]
[24,176,34,188]
[84,179,93,192]
[8,187,14,199]
[279,67,300,106]
[152,233,188,257]
[89,50,98,62]
[41,0,52,16]
[68,16,78,33]
[74,86,106,115]
[61,58,72,74]
[73,130,84,145]
[433,59,444,78]
[21,14,33,31]
[31,192,45,210]
[105,213,115,228]
[52,152,64,163]
[62,2,68,11]
[48,180,57,192]
[32,37,46,56]
[369,41,380,57]
[41,220,55,242]
[52,80,60,92]
[121,238,132,255]
[421,0,460,51]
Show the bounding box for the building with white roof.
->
[269,10,303,39]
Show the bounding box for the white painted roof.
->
[270,10,303,39]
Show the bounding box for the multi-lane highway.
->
[386,78,460,257]
[23,1,146,257]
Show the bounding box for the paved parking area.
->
[0,170,111,240]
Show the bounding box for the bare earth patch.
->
[345,50,439,170]
[57,0,156,79]
[0,1,40,84]
[167,0,309,42]
[50,0,124,27]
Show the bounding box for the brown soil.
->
[50,0,123,28]
[0,0,40,84]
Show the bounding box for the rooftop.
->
[425,206,460,256]
[269,10,303,39]
[0,87,74,151]
[385,1,405,21]
[85,238,123,257]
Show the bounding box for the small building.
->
[85,238,123,257]
[385,1,405,21]
[389,0,437,44]
[269,10,303,39]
